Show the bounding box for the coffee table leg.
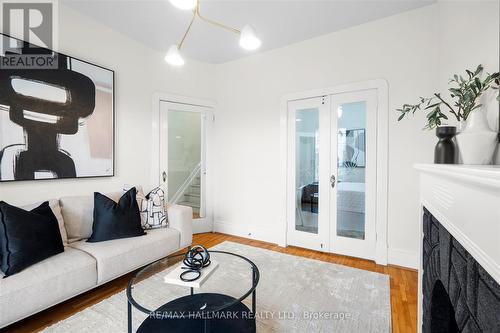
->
[191,287,194,295]
[127,300,132,333]
[252,290,256,314]
[252,268,257,314]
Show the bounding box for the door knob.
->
[330,175,336,188]
[162,171,167,182]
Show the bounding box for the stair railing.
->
[170,162,201,204]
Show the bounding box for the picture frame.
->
[0,33,115,182]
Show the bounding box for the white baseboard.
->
[214,221,418,270]
[213,220,278,245]
[388,248,418,269]
[192,219,212,234]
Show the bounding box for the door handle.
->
[162,171,167,182]
[330,175,336,188]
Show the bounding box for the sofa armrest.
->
[166,204,193,248]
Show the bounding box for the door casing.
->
[280,80,389,265]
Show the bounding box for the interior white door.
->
[330,89,377,260]
[286,96,330,252]
[159,101,213,233]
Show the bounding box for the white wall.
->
[212,5,440,267]
[0,4,215,205]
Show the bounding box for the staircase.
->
[178,173,201,216]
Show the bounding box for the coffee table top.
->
[126,249,259,315]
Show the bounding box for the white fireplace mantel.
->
[416,164,500,332]
[416,164,500,283]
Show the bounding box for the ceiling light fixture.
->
[164,45,185,66]
[239,25,261,50]
[165,0,261,66]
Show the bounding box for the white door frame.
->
[279,79,389,265]
[151,92,217,233]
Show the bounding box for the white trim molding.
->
[279,79,389,265]
[214,220,278,245]
[388,248,419,269]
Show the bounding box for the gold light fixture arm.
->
[195,1,241,34]
[178,9,197,50]
[176,0,241,51]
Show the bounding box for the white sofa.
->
[0,192,193,329]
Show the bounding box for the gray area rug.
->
[42,241,391,332]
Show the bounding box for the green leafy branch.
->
[397,65,499,130]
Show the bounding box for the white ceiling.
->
[62,0,435,64]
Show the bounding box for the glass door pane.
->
[167,110,203,219]
[295,108,319,234]
[336,102,366,239]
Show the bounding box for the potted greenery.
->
[397,65,499,164]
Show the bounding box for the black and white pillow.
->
[142,187,168,229]
[123,185,168,230]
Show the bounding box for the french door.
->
[287,90,378,260]
[286,96,331,251]
[159,101,213,233]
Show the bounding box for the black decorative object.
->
[87,188,145,243]
[0,33,114,182]
[0,201,64,277]
[422,208,500,332]
[180,245,211,282]
[434,126,457,164]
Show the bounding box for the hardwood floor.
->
[1,232,417,333]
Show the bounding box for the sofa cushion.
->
[69,228,180,283]
[0,247,97,328]
[22,199,68,245]
[60,192,122,242]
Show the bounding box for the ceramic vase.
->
[455,109,497,165]
[434,126,457,164]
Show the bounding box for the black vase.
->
[434,126,457,164]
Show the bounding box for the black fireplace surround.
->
[422,208,500,332]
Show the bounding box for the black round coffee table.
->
[126,250,259,333]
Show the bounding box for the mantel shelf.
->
[415,163,500,190]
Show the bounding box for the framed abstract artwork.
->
[338,128,366,168]
[0,33,114,182]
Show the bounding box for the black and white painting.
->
[338,129,366,168]
[0,34,114,181]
